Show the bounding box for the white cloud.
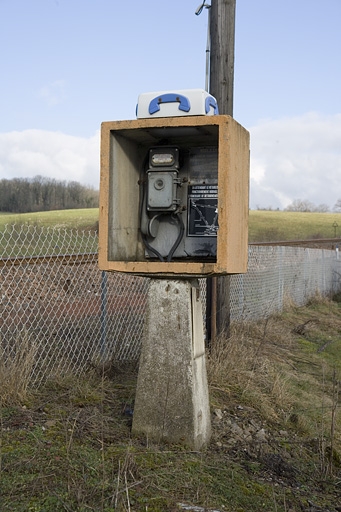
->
[1,112,341,210]
[0,129,100,188]
[249,112,341,210]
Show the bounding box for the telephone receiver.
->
[149,93,191,115]
[205,96,219,115]
[148,93,219,116]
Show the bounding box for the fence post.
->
[278,246,284,312]
[100,270,108,359]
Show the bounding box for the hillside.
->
[2,208,341,243]
[249,210,341,242]
[1,296,341,511]
[0,208,99,231]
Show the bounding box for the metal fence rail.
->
[0,225,340,386]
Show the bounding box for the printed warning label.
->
[187,184,218,237]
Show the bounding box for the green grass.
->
[249,210,341,242]
[0,209,99,258]
[0,208,99,231]
[2,208,341,243]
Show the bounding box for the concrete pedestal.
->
[132,279,211,450]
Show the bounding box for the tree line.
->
[0,176,99,213]
[256,198,341,213]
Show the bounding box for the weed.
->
[0,330,36,405]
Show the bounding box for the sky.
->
[0,0,341,210]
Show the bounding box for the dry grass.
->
[207,315,297,420]
[0,331,37,405]
[208,297,341,442]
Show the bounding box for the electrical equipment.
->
[140,144,218,262]
[140,146,183,262]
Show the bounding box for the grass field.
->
[0,208,99,231]
[249,210,341,242]
[0,209,99,258]
[1,208,341,242]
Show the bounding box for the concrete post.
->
[132,278,211,450]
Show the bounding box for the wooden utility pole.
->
[209,0,236,116]
[208,0,236,339]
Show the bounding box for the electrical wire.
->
[195,1,210,16]
[141,233,165,262]
[142,212,185,263]
[167,212,185,262]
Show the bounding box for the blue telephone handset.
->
[205,96,219,115]
[149,93,191,115]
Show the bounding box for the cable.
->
[141,212,185,263]
[167,212,185,262]
[141,233,165,262]
[195,1,210,16]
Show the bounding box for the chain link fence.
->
[230,245,340,321]
[1,224,340,386]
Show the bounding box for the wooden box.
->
[99,115,249,276]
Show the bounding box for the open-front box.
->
[99,115,249,277]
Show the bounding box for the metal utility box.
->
[99,115,249,277]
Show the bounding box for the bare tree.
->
[313,203,330,213]
[0,176,99,213]
[333,199,341,213]
[285,199,315,212]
